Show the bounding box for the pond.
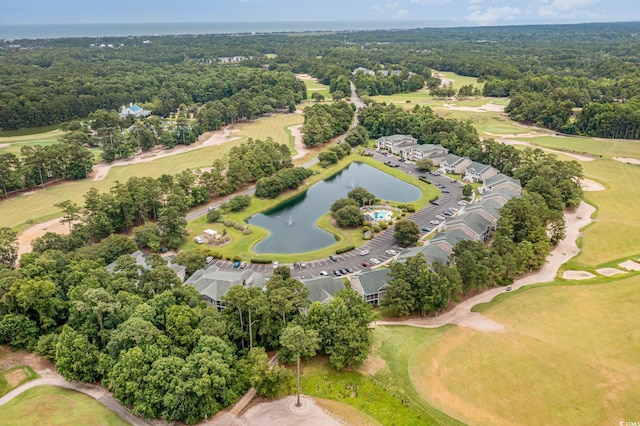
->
[248,162,421,254]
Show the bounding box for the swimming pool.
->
[371,210,391,221]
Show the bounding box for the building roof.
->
[397,243,450,267]
[186,264,264,302]
[466,161,494,175]
[441,153,470,167]
[465,199,502,220]
[447,212,493,237]
[483,173,521,189]
[482,187,520,204]
[379,134,416,143]
[350,267,391,297]
[412,144,447,153]
[429,229,474,253]
[106,250,185,281]
[298,275,345,304]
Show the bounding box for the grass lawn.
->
[233,113,303,150]
[513,135,640,159]
[301,78,331,100]
[299,357,440,426]
[409,275,640,425]
[183,155,439,262]
[0,385,130,426]
[432,70,483,92]
[0,126,62,140]
[0,366,39,397]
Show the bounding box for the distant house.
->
[119,103,151,119]
[185,265,265,310]
[446,212,493,242]
[352,67,375,76]
[401,144,449,163]
[298,274,345,305]
[464,161,498,183]
[376,134,418,154]
[106,250,186,282]
[439,154,472,175]
[480,173,522,195]
[350,267,391,305]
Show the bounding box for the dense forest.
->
[3,22,640,138]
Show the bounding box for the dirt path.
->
[17,217,70,257]
[91,125,240,182]
[376,201,596,331]
[288,124,309,160]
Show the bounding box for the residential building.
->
[106,250,186,282]
[186,265,265,310]
[446,212,493,241]
[401,144,449,162]
[481,173,522,194]
[428,229,474,255]
[482,187,521,206]
[119,103,151,119]
[396,243,451,268]
[462,200,503,230]
[376,134,418,154]
[439,154,472,174]
[464,161,498,183]
[298,275,345,305]
[350,267,391,305]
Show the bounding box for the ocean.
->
[0,21,445,40]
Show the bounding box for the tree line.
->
[301,101,354,147]
[0,232,373,423]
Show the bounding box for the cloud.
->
[394,9,409,18]
[464,6,522,25]
[409,0,451,4]
[372,1,410,16]
[536,0,600,16]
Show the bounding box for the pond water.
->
[249,162,421,254]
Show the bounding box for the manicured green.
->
[0,385,130,426]
[411,275,640,425]
[512,135,640,159]
[300,357,445,426]
[0,366,39,397]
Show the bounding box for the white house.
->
[376,134,418,154]
[439,154,472,174]
[401,144,449,162]
[119,103,151,119]
[464,161,498,183]
[481,173,522,194]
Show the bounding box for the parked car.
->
[320,271,328,276]
[207,206,215,211]
[205,256,214,264]
[272,261,279,269]
[333,269,342,276]
[449,207,458,211]
[443,211,452,216]
[361,262,372,267]
[344,267,353,273]
[329,255,337,262]
[421,226,431,232]
[430,220,441,225]
[233,261,241,268]
[370,258,381,265]
[339,269,347,275]
[239,262,247,269]
[385,249,398,255]
[436,214,446,220]
[457,200,468,206]
[359,249,370,256]
[442,189,450,193]
[430,200,440,205]
[194,236,204,244]
[300,262,307,268]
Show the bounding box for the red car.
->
[361,262,372,267]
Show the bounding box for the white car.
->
[457,200,468,206]
[370,258,381,265]
[273,261,279,269]
[205,256,214,264]
[430,220,441,225]
[319,271,328,276]
[436,214,446,220]
[359,249,370,256]
[449,207,458,211]
[385,249,398,255]
[194,236,204,244]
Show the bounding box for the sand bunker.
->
[236,395,343,426]
[562,270,596,280]
[581,178,605,192]
[619,260,640,271]
[288,124,309,160]
[614,157,640,166]
[0,143,9,149]
[441,103,505,113]
[454,312,506,333]
[596,268,627,276]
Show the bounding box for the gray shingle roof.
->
[465,200,502,220]
[447,212,492,237]
[466,161,493,175]
[298,275,345,304]
[351,268,391,297]
[186,264,264,302]
[397,243,450,267]
[483,173,521,189]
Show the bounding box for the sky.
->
[1,0,638,27]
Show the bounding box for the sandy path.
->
[288,124,309,160]
[228,396,344,426]
[433,72,454,86]
[498,138,597,161]
[581,178,605,191]
[614,156,640,165]
[440,103,505,113]
[91,125,240,182]
[18,217,70,257]
[376,201,596,331]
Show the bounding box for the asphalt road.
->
[208,152,464,279]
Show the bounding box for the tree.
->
[415,158,434,171]
[334,205,365,227]
[279,324,321,407]
[462,184,473,199]
[55,199,82,237]
[382,278,415,316]
[347,186,376,206]
[174,250,208,276]
[330,197,359,213]
[317,150,339,167]
[238,347,293,398]
[394,219,420,246]
[206,209,222,222]
[311,92,325,102]
[0,227,19,269]
[0,313,39,349]
[55,325,100,382]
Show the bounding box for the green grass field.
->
[0,385,130,426]
[0,366,39,397]
[407,276,640,425]
[303,79,331,100]
[433,70,484,92]
[512,135,640,159]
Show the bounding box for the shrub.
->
[406,204,416,212]
[232,256,241,262]
[362,226,371,233]
[379,222,388,229]
[373,225,382,232]
[336,246,355,254]
[251,258,273,264]
[242,228,253,235]
[206,209,223,222]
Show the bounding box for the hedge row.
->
[250,258,273,264]
[336,246,355,254]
